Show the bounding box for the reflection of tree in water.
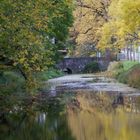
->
[67,91,140,140]
[67,91,140,113]
[1,91,140,140]
[0,95,75,140]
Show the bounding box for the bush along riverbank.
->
[0,68,64,95]
[107,61,140,89]
[84,62,100,73]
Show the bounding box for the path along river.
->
[1,74,140,140]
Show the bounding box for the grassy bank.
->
[107,61,140,89]
[36,68,64,81]
[0,71,26,93]
[0,68,64,95]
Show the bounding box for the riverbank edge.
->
[104,61,140,90]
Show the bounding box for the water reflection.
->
[0,90,140,140]
[67,91,140,140]
[0,94,75,140]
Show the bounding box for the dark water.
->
[0,90,140,140]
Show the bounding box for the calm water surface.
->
[1,75,140,140]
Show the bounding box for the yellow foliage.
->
[97,0,140,50]
[71,0,111,54]
[67,91,140,140]
[71,0,140,53]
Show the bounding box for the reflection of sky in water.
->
[50,85,57,96]
[36,113,47,124]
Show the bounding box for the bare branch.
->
[81,27,93,34]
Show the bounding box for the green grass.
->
[122,61,139,71]
[36,68,64,81]
[0,68,64,95]
[108,61,140,89]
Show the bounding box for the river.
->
[0,74,140,140]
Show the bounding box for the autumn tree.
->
[70,0,140,59]
[69,0,111,56]
[0,0,73,86]
[98,0,140,51]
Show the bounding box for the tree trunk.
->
[17,66,27,80]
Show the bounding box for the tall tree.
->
[69,0,111,56]
[98,0,140,50]
[0,0,73,83]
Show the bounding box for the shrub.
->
[0,71,25,95]
[108,61,123,71]
[107,61,139,79]
[107,61,140,89]
[84,62,100,73]
[127,64,140,89]
[0,68,63,95]
[107,61,124,78]
[117,64,140,89]
[118,71,128,84]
